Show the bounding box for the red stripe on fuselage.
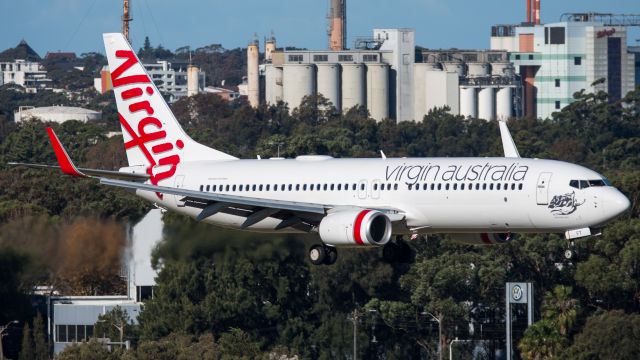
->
[353,210,371,245]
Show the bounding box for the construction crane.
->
[560,13,640,27]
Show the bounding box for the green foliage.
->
[54,339,123,360]
[94,306,138,345]
[518,319,565,360]
[19,322,34,360]
[562,310,640,360]
[33,313,48,360]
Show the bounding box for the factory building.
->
[415,49,522,121]
[14,105,102,123]
[258,28,415,122]
[0,59,52,93]
[490,13,638,119]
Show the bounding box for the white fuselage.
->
[139,156,629,236]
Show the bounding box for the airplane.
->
[10,33,631,265]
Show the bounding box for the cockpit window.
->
[588,179,606,187]
[569,179,611,189]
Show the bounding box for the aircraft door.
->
[371,179,381,200]
[358,180,367,200]
[536,172,552,205]
[174,175,186,207]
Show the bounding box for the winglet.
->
[46,128,88,177]
[498,121,520,158]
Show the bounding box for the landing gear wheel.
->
[324,247,338,265]
[309,245,327,265]
[564,249,575,260]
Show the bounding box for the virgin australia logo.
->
[548,192,585,215]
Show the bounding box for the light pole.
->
[0,320,18,360]
[449,338,473,360]
[422,312,442,360]
[97,319,125,348]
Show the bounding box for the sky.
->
[1,0,638,56]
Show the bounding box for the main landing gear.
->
[309,244,338,266]
[382,236,413,264]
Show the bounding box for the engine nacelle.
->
[448,233,517,245]
[319,209,392,247]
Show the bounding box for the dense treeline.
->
[0,84,638,359]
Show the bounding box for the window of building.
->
[313,54,328,62]
[548,27,566,44]
[528,54,534,60]
[574,56,582,65]
[515,54,521,60]
[57,325,67,342]
[555,101,561,109]
[338,54,354,62]
[288,55,303,62]
[555,79,561,87]
[363,54,378,62]
[137,285,154,302]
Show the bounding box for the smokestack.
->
[187,65,200,97]
[526,0,532,23]
[247,37,260,108]
[534,0,541,24]
[329,0,346,51]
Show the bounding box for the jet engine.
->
[448,233,517,245]
[319,209,392,247]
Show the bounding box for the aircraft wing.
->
[13,127,406,232]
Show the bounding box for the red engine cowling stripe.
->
[353,210,371,245]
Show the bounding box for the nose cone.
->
[612,191,631,217]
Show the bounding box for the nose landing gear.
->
[564,240,576,260]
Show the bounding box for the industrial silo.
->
[366,63,389,121]
[187,65,200,97]
[247,40,260,107]
[265,65,283,105]
[460,87,477,118]
[491,62,514,77]
[414,63,440,121]
[466,62,491,78]
[478,87,495,121]
[282,64,316,110]
[316,63,341,110]
[341,63,366,111]
[496,87,513,120]
[441,61,464,77]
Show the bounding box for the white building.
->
[262,28,415,122]
[14,106,102,123]
[490,16,636,119]
[143,61,205,103]
[0,59,52,93]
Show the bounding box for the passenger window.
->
[437,184,442,190]
[303,184,307,191]
[273,185,277,192]
[289,184,293,191]
[461,184,465,190]
[259,185,263,191]
[476,183,480,190]
[205,185,209,191]
[330,184,335,191]
[482,184,487,190]
[497,184,501,190]
[511,183,516,190]
[423,183,428,190]
[445,184,450,190]
[489,184,494,190]
[345,183,349,190]
[323,184,328,191]
[232,185,236,191]
[252,185,257,191]
[239,185,243,191]
[226,185,230,191]
[469,183,472,190]
[337,184,342,191]
[394,184,398,190]
[504,183,508,190]
[375,183,379,191]
[361,184,365,191]
[296,184,300,191]
[518,183,523,190]
[310,184,315,191]
[453,183,458,190]
[431,184,435,190]
[353,184,357,191]
[408,184,413,190]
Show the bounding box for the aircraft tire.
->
[324,247,338,265]
[309,244,327,265]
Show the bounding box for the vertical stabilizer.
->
[102,33,236,185]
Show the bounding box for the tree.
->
[54,339,122,360]
[94,306,137,346]
[18,323,33,360]
[541,285,580,336]
[33,313,47,360]
[562,310,640,360]
[518,319,565,360]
